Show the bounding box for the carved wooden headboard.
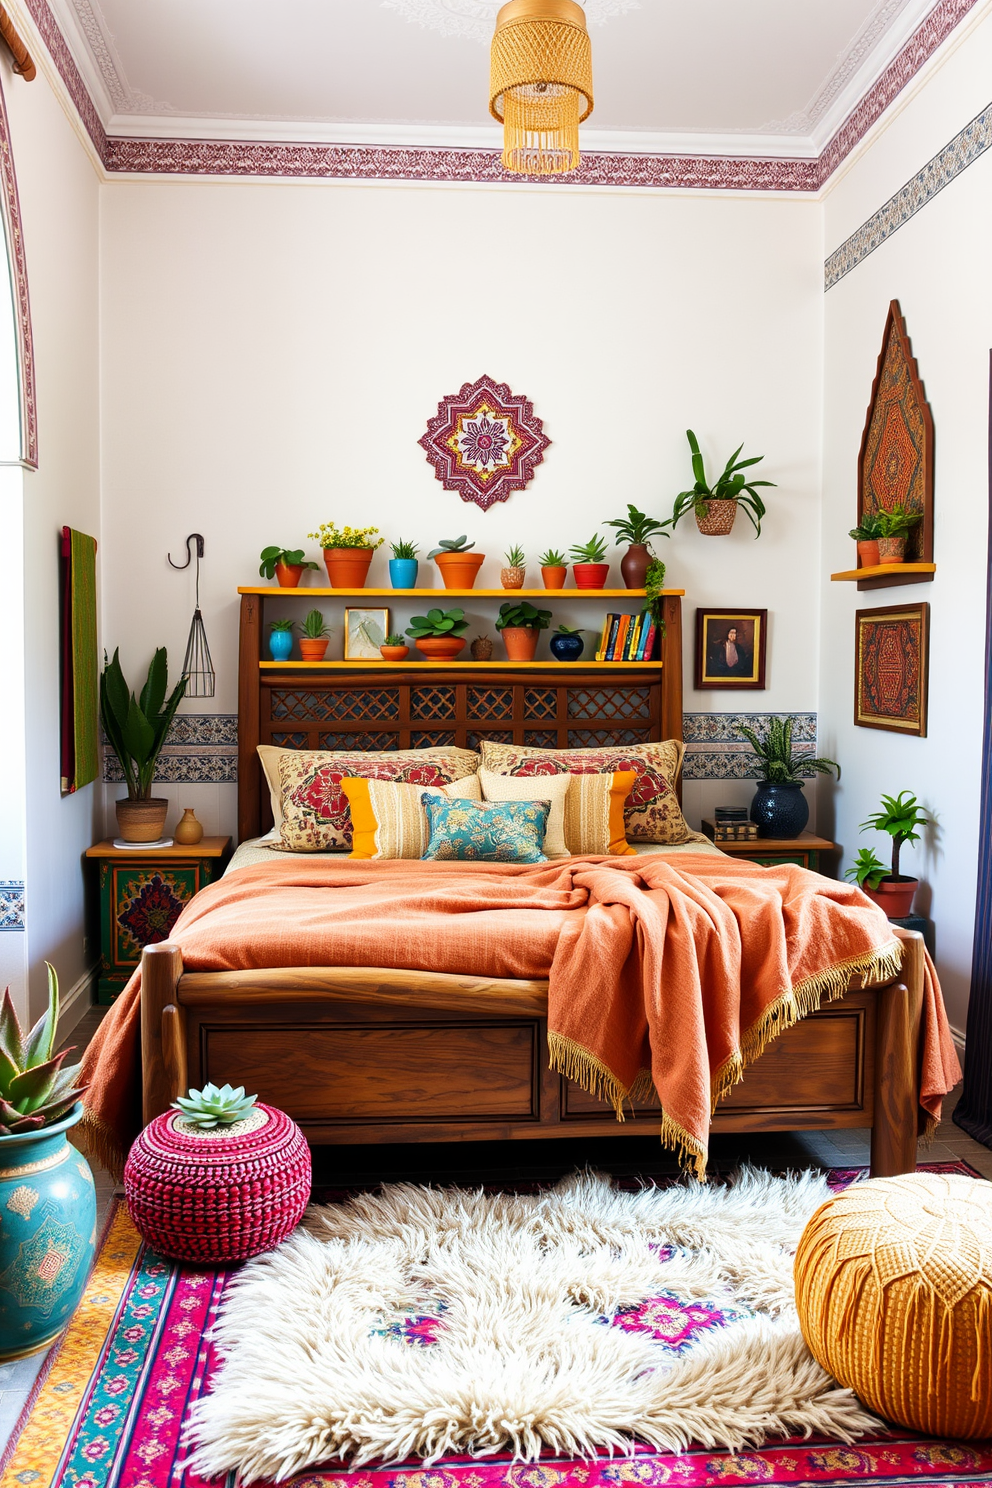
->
[237,594,684,843]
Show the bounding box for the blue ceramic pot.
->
[268,629,293,661]
[389,558,419,590]
[549,633,584,662]
[0,1104,96,1359]
[749,781,809,839]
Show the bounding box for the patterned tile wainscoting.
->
[0,882,25,930]
[103,715,238,784]
[683,713,817,781]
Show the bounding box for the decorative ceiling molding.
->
[381,0,639,44]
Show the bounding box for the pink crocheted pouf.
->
[123,1102,311,1263]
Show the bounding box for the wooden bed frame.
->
[138,592,926,1178]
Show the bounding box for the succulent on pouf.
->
[0,966,96,1359]
[739,716,840,839]
[173,1082,257,1128]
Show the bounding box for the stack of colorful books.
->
[595,611,658,662]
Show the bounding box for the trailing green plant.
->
[390,538,419,560]
[553,623,584,635]
[0,965,86,1134]
[539,548,566,568]
[844,847,888,891]
[300,609,331,639]
[644,558,667,630]
[604,504,669,548]
[268,617,295,633]
[859,790,929,879]
[504,545,526,567]
[738,716,841,785]
[428,535,475,559]
[258,546,318,579]
[495,601,553,631]
[383,633,406,647]
[569,534,609,564]
[308,524,383,550]
[848,513,883,542]
[875,505,923,539]
[172,1082,257,1129]
[667,429,776,537]
[100,648,187,802]
[406,608,470,640]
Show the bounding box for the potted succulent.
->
[849,512,883,569]
[389,539,420,590]
[0,966,95,1359]
[258,546,319,588]
[539,548,568,590]
[549,623,584,662]
[471,635,494,661]
[495,600,552,662]
[428,536,485,590]
[380,633,410,662]
[101,647,187,842]
[667,429,776,536]
[268,617,294,661]
[502,545,527,589]
[604,504,669,588]
[850,791,929,917]
[738,716,840,838]
[406,607,471,660]
[875,505,922,564]
[308,523,383,588]
[299,608,331,661]
[569,534,610,590]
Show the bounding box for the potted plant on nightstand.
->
[389,539,420,590]
[101,647,187,842]
[604,504,669,588]
[875,505,922,564]
[848,513,882,569]
[267,617,294,661]
[406,607,470,660]
[738,716,840,838]
[569,534,610,589]
[299,609,331,661]
[667,429,776,536]
[308,523,383,588]
[495,600,552,662]
[851,790,929,917]
[502,546,527,589]
[539,548,568,589]
[428,536,485,590]
[258,546,319,588]
[380,633,410,662]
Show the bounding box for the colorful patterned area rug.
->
[2,1163,991,1488]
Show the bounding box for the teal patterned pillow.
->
[420,794,549,863]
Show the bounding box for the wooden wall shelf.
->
[239,587,683,599]
[259,660,663,671]
[830,562,935,592]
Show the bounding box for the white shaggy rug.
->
[188,1169,876,1483]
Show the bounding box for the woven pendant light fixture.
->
[490,0,593,176]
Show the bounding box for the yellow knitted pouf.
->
[794,1172,992,1439]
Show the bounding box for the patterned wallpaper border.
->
[0,882,26,931]
[825,100,992,288]
[682,712,817,781]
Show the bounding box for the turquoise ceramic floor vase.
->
[0,1104,96,1359]
[389,558,419,589]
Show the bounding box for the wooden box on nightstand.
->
[86,837,231,1004]
[701,822,837,875]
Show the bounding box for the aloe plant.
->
[667,430,776,537]
[0,966,86,1133]
[173,1083,257,1129]
[569,534,609,564]
[100,649,187,802]
[738,716,840,784]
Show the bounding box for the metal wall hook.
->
[168,533,205,570]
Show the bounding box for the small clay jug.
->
[174,808,204,845]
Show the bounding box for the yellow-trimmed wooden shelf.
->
[259,660,664,670]
[239,587,684,599]
[830,562,935,592]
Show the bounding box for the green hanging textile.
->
[60,526,98,793]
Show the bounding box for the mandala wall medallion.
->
[419,375,550,511]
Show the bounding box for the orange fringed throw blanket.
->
[80,855,960,1179]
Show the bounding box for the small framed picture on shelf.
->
[344,608,389,661]
[695,608,767,690]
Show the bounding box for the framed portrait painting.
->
[695,609,767,690]
[855,602,929,735]
[344,608,389,661]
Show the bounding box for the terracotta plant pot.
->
[695,499,738,536]
[501,566,526,589]
[857,539,880,569]
[541,565,567,590]
[116,797,169,843]
[471,637,494,661]
[864,877,919,918]
[174,808,203,845]
[323,547,374,587]
[380,644,409,662]
[414,635,466,661]
[299,638,329,661]
[274,561,306,588]
[620,543,652,589]
[572,562,610,590]
[434,552,485,590]
[877,536,907,565]
[500,626,541,662]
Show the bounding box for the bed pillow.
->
[479,739,689,844]
[421,795,550,864]
[479,767,635,856]
[342,774,483,860]
[271,746,481,852]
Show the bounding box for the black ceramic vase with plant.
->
[739,717,840,839]
[549,624,584,662]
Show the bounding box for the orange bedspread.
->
[80,854,960,1178]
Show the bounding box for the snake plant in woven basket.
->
[0,965,87,1133]
[172,1083,258,1129]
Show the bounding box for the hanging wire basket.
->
[169,534,216,698]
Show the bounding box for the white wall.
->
[820,8,992,1033]
[98,179,824,836]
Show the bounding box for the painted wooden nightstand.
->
[86,837,231,1004]
[701,824,837,874]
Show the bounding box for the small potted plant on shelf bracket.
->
[667,429,776,537]
[267,617,295,661]
[308,523,383,588]
[428,536,485,590]
[100,647,187,842]
[738,716,840,838]
[258,546,319,588]
[569,534,610,589]
[849,790,929,917]
[539,548,567,590]
[848,513,882,569]
[389,539,419,590]
[549,623,584,662]
[502,545,527,589]
[604,504,669,588]
[495,600,553,662]
[298,608,331,662]
[875,505,923,564]
[380,633,410,662]
[405,607,471,660]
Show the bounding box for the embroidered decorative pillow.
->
[273,747,481,852]
[479,767,635,856]
[478,739,689,844]
[420,795,550,863]
[342,775,483,860]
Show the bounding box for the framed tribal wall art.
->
[695,608,767,690]
[855,602,929,736]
